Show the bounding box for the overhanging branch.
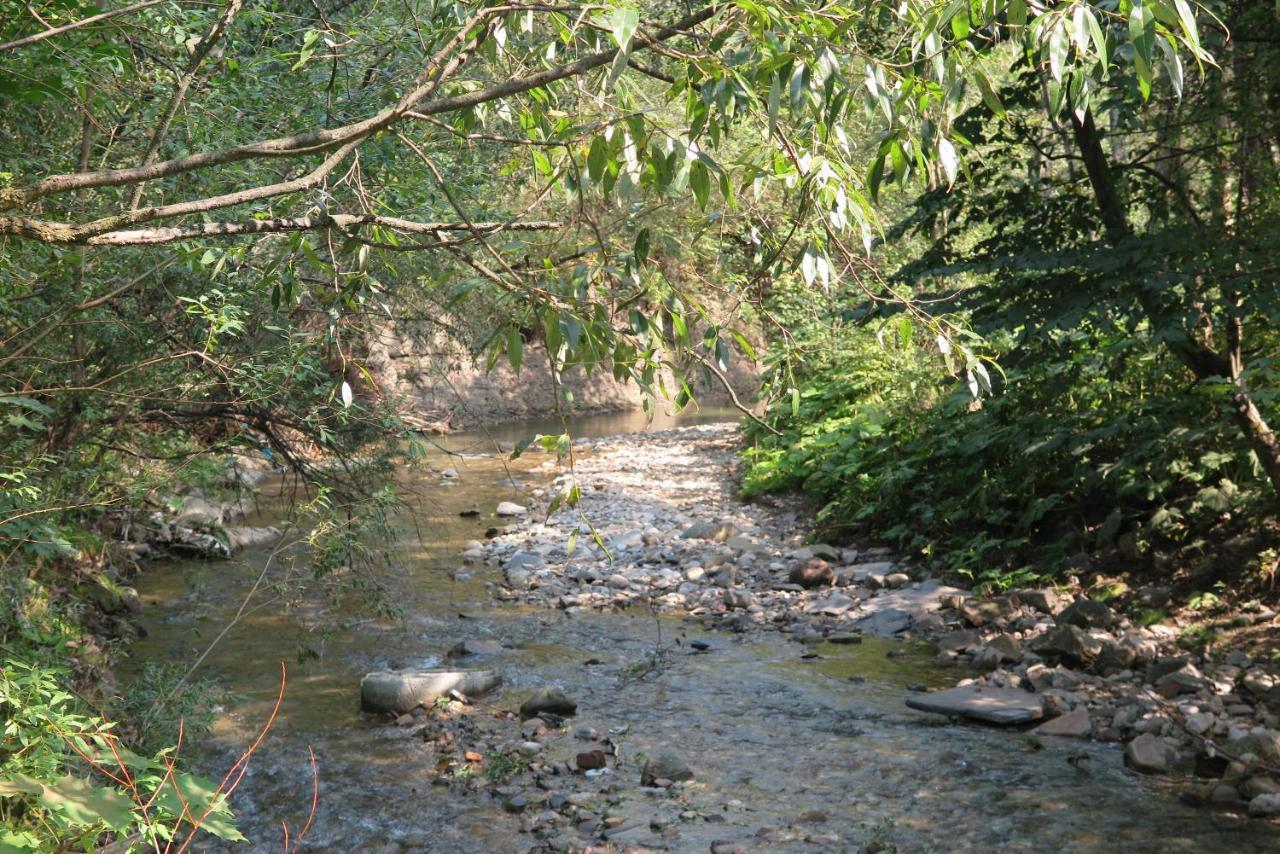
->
[0,213,561,246]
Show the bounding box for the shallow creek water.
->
[127,410,1280,852]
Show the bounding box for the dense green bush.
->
[744,312,1277,591]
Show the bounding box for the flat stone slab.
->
[361,668,501,714]
[906,685,1044,725]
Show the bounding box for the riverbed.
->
[127,411,1280,852]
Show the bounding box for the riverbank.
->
[478,423,1280,826]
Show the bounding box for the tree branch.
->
[0,213,560,246]
[0,0,169,53]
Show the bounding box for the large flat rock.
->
[360,668,501,714]
[905,685,1044,725]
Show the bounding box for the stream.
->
[126,410,1280,852]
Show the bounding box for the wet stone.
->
[520,687,578,718]
[905,685,1044,725]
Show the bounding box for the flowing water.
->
[127,409,1280,852]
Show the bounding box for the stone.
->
[1056,598,1116,630]
[958,597,1016,627]
[495,501,527,516]
[576,750,607,771]
[807,543,842,561]
[1229,731,1280,766]
[856,608,911,636]
[640,751,694,786]
[884,572,912,589]
[520,687,577,718]
[505,551,544,573]
[1185,713,1215,735]
[360,668,501,714]
[174,495,224,526]
[789,559,835,589]
[1124,733,1183,775]
[1032,709,1092,738]
[679,521,735,541]
[225,525,281,551]
[905,685,1044,725]
[1032,624,1102,667]
[445,639,504,659]
[1210,784,1241,805]
[1248,793,1280,817]
[1242,775,1280,799]
[1017,588,1064,615]
[723,589,753,610]
[1155,665,1209,697]
[986,634,1023,662]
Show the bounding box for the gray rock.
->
[1124,733,1183,774]
[1017,588,1064,615]
[884,572,912,589]
[1248,793,1280,817]
[1032,624,1102,666]
[495,501,527,516]
[679,521,735,541]
[505,551,544,573]
[723,588,753,610]
[1033,708,1092,738]
[1242,775,1280,799]
[360,668,501,714]
[857,608,911,636]
[520,687,577,718]
[640,751,694,786]
[1057,598,1117,630]
[225,525,281,551]
[1155,665,1209,697]
[958,597,1017,627]
[174,495,224,526]
[905,685,1044,725]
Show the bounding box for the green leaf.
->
[607,6,640,49]
[587,137,608,184]
[38,775,134,833]
[1129,1,1156,99]
[689,160,711,210]
[633,227,651,266]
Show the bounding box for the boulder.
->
[1124,733,1183,775]
[1033,709,1093,739]
[1248,793,1280,817]
[167,526,230,559]
[174,495,224,526]
[225,525,281,551]
[496,501,527,517]
[1032,624,1102,667]
[789,559,835,589]
[520,687,577,718]
[958,596,1017,627]
[1056,598,1116,630]
[640,751,694,786]
[905,685,1044,725]
[1016,588,1064,615]
[360,668,501,714]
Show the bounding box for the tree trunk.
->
[1069,110,1280,501]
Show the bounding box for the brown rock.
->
[1033,708,1092,739]
[576,749,607,771]
[789,559,835,589]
